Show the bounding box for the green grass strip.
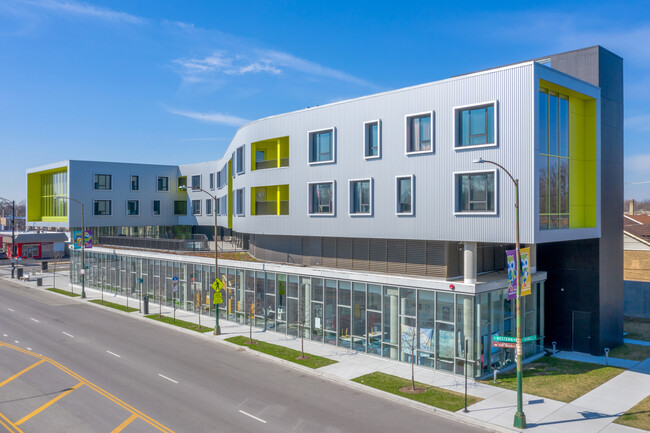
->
[480,356,624,402]
[615,394,650,430]
[46,288,80,297]
[352,372,480,412]
[90,299,138,312]
[145,314,213,333]
[225,336,338,369]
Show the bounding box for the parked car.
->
[0,251,7,259]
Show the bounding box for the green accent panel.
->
[27,166,68,222]
[228,159,233,229]
[251,136,289,171]
[540,80,597,229]
[177,176,187,192]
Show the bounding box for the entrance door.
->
[572,311,591,353]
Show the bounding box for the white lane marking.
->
[30,318,39,323]
[27,347,32,351]
[158,374,178,384]
[14,340,19,344]
[238,410,267,424]
[8,308,14,312]
[106,351,121,358]
[62,332,74,338]
[2,334,7,337]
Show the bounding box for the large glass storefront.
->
[71,250,545,378]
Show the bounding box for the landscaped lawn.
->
[615,394,650,431]
[609,343,650,361]
[90,299,138,313]
[225,336,337,369]
[145,314,213,333]
[480,357,624,402]
[46,288,80,297]
[624,316,650,342]
[352,372,480,412]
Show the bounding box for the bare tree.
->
[400,325,424,393]
[296,302,311,360]
[247,294,255,344]
[51,251,64,289]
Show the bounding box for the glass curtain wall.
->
[71,250,544,378]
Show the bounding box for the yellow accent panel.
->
[227,160,233,229]
[251,136,289,170]
[250,184,289,216]
[27,166,68,223]
[540,80,597,229]
[177,176,187,192]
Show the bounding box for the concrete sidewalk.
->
[3,268,649,433]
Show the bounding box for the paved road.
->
[0,278,490,433]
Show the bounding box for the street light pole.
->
[55,196,86,299]
[473,158,526,429]
[0,198,16,278]
[180,185,221,335]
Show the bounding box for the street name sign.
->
[493,341,517,349]
[492,336,516,343]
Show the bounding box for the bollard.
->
[552,341,557,355]
[604,348,610,365]
[493,369,499,383]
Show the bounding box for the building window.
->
[192,199,201,215]
[157,176,169,192]
[349,179,372,216]
[309,182,334,215]
[94,174,112,190]
[173,200,187,215]
[236,146,245,174]
[455,171,496,214]
[153,200,161,216]
[131,175,139,191]
[191,175,201,191]
[455,102,496,148]
[209,173,215,190]
[93,200,112,216]
[309,128,335,164]
[220,195,227,216]
[405,112,433,154]
[539,89,569,230]
[364,120,380,159]
[206,198,212,216]
[396,175,414,215]
[235,189,244,216]
[126,200,139,216]
[177,176,187,191]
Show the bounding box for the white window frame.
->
[348,178,373,217]
[308,180,336,217]
[236,146,245,174]
[191,174,202,191]
[235,188,245,216]
[209,173,215,190]
[152,199,161,216]
[130,174,139,191]
[308,127,336,165]
[192,199,201,216]
[453,100,498,150]
[404,111,434,155]
[363,120,381,160]
[157,176,169,192]
[453,169,498,216]
[93,199,112,216]
[205,198,213,216]
[93,173,112,191]
[395,175,414,216]
[126,199,139,216]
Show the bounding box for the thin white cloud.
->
[19,0,143,24]
[166,107,249,127]
[174,51,281,80]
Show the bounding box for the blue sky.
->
[1,0,649,202]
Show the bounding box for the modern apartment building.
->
[26,46,623,376]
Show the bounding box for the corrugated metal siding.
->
[337,238,353,269]
[369,239,387,273]
[352,238,369,271]
[322,237,337,268]
[387,239,406,274]
[406,240,426,276]
[426,241,447,277]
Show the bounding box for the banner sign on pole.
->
[506,248,532,300]
[506,250,517,300]
[520,247,531,296]
[73,230,93,250]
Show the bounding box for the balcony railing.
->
[255,158,289,171]
[255,200,289,215]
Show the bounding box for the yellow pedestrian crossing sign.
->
[212,279,224,305]
[211,279,223,292]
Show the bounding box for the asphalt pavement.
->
[0,277,490,433]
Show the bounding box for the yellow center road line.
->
[111,413,139,433]
[15,382,84,426]
[0,410,24,433]
[0,341,175,433]
[0,359,46,388]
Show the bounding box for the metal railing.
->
[96,234,209,252]
[255,158,289,171]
